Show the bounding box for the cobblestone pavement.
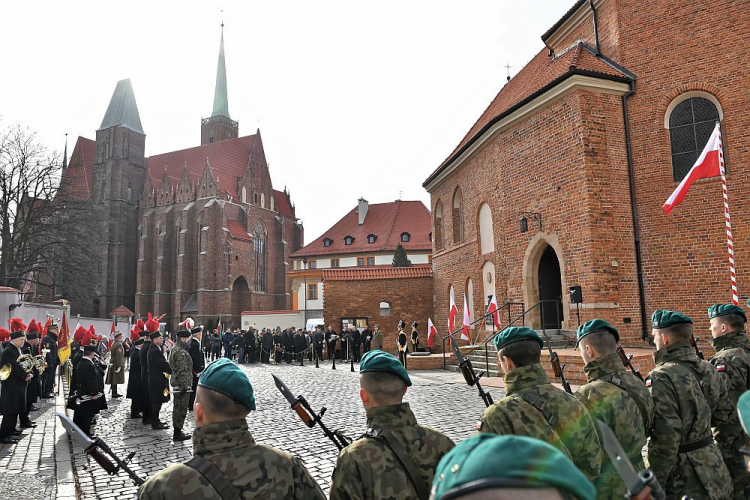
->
[67,358,497,498]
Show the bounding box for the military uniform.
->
[330,403,455,500]
[168,335,192,440]
[139,337,152,423]
[410,327,419,352]
[105,337,125,397]
[0,339,29,442]
[371,329,383,351]
[40,328,58,397]
[73,350,106,437]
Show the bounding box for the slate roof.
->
[99,79,144,134]
[322,264,433,281]
[290,200,432,258]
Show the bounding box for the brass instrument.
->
[17,354,35,373]
[0,364,10,381]
[163,388,169,397]
[34,355,48,373]
[163,372,171,379]
[76,392,104,405]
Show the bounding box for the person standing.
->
[140,328,153,425]
[147,330,172,430]
[372,324,383,351]
[397,320,408,369]
[40,320,59,398]
[222,329,234,360]
[326,325,337,360]
[283,329,294,364]
[106,331,126,398]
[73,344,105,437]
[261,329,273,363]
[126,331,144,419]
[274,329,283,364]
[237,330,246,364]
[0,320,32,445]
[210,330,221,361]
[313,327,324,362]
[169,329,192,441]
[410,321,420,353]
[574,320,654,499]
[646,310,733,499]
[351,326,361,362]
[188,326,204,411]
[362,324,372,354]
[21,321,42,415]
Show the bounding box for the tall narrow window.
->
[241,187,247,203]
[260,193,265,208]
[478,203,495,254]
[435,200,444,250]
[176,219,183,256]
[453,188,464,244]
[254,220,267,291]
[466,279,474,323]
[198,213,205,253]
[668,95,722,182]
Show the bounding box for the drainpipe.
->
[589,0,601,55]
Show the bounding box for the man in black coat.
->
[313,327,325,362]
[246,328,256,364]
[361,324,372,354]
[294,330,305,363]
[261,329,273,363]
[0,329,32,444]
[73,345,105,437]
[40,322,59,398]
[147,331,172,430]
[350,326,362,362]
[188,327,204,411]
[326,325,337,360]
[139,334,152,425]
[126,337,144,419]
[70,342,84,392]
[22,330,42,415]
[283,329,294,363]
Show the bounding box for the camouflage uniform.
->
[330,402,454,500]
[710,330,750,498]
[168,340,193,433]
[137,419,325,499]
[575,351,654,499]
[646,341,733,499]
[478,363,601,482]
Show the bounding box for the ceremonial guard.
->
[0,320,32,444]
[106,331,126,398]
[574,320,654,499]
[188,325,204,411]
[147,326,172,430]
[169,329,193,441]
[646,310,733,499]
[73,344,106,437]
[138,358,326,499]
[330,350,455,499]
[372,324,383,351]
[22,320,42,414]
[70,326,87,390]
[410,321,420,352]
[478,327,601,482]
[707,304,750,498]
[126,323,144,419]
[40,320,59,398]
[397,320,408,368]
[140,318,154,425]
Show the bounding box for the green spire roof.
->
[211,25,230,119]
[99,79,144,134]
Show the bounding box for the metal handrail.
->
[441,301,525,370]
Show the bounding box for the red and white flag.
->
[427,318,438,349]
[487,294,501,328]
[448,295,459,332]
[461,296,471,341]
[663,122,722,215]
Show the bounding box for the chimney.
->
[358,198,369,225]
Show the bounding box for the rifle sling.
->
[601,374,650,435]
[513,392,557,428]
[366,428,430,500]
[185,455,241,500]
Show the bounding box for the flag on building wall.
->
[427,318,438,348]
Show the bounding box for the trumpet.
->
[76,392,104,404]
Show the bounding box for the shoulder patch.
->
[476,420,483,431]
[717,364,727,371]
[645,377,652,387]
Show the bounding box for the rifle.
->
[690,335,705,360]
[616,345,644,382]
[57,412,144,486]
[449,334,493,407]
[272,374,351,451]
[538,330,572,394]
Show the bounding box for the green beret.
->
[739,391,750,436]
[576,319,619,346]
[651,310,692,329]
[431,434,595,500]
[149,331,162,340]
[493,327,543,350]
[198,358,256,411]
[708,304,747,322]
[359,350,412,387]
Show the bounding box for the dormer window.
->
[401,232,411,242]
[323,238,333,247]
[367,234,377,244]
[344,235,354,245]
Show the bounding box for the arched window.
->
[270,196,275,212]
[435,200,444,250]
[260,193,265,208]
[323,238,333,247]
[241,186,247,203]
[127,182,133,201]
[198,213,205,253]
[478,203,495,255]
[453,188,464,244]
[466,278,474,323]
[482,261,496,329]
[449,285,456,329]
[400,232,410,242]
[100,181,106,201]
[667,94,723,182]
[254,220,267,292]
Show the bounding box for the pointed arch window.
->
[261,193,266,208]
[478,203,495,254]
[241,187,247,203]
[176,219,183,256]
[453,188,464,244]
[254,220,267,292]
[667,94,723,182]
[198,213,206,253]
[435,200,444,250]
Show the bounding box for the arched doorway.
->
[231,276,251,328]
[538,246,563,329]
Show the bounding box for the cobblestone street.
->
[66,359,494,498]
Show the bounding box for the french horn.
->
[17,354,35,373]
[0,364,10,381]
[34,355,48,373]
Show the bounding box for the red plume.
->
[145,312,164,333]
[43,318,52,332]
[0,328,10,341]
[8,318,27,333]
[27,319,40,334]
[73,326,87,342]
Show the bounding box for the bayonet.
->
[450,334,493,407]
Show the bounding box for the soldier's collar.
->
[504,363,549,395]
[583,351,623,382]
[653,340,693,364]
[192,419,254,455]
[365,403,416,429]
[710,330,748,349]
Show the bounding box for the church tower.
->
[201,23,239,145]
[93,78,146,316]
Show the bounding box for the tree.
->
[392,244,412,267]
[0,122,100,302]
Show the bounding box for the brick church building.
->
[424,0,749,346]
[52,27,303,329]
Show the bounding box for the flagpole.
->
[717,122,738,305]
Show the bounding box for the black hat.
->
[26,332,39,340]
[411,321,418,328]
[134,338,144,346]
[83,345,97,353]
[149,331,162,340]
[398,320,406,330]
[177,330,191,338]
[191,326,203,335]
[10,331,25,340]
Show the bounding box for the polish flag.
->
[461,296,471,341]
[487,294,501,328]
[663,122,722,215]
[448,295,459,332]
[427,318,438,349]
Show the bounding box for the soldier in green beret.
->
[708,304,750,498]
[574,319,654,499]
[477,327,601,483]
[646,309,733,499]
[330,350,455,500]
[430,433,596,500]
[168,330,193,442]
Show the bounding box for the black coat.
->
[262,332,273,349]
[0,343,28,416]
[139,339,151,392]
[126,345,142,399]
[147,343,172,404]
[41,332,59,370]
[283,332,294,350]
[351,330,361,347]
[189,338,204,374]
[21,342,40,403]
[74,357,106,416]
[70,349,84,391]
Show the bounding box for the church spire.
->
[62,133,68,170]
[211,22,230,119]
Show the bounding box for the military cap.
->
[431,434,595,500]
[176,330,191,338]
[739,391,750,436]
[708,304,747,322]
[576,319,619,346]
[198,358,255,411]
[359,349,412,387]
[149,331,162,340]
[26,331,39,340]
[47,322,59,332]
[493,326,543,350]
[134,338,144,346]
[83,345,97,353]
[190,326,203,335]
[10,331,25,340]
[651,309,692,329]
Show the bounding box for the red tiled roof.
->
[322,264,432,281]
[290,200,432,258]
[109,305,135,317]
[274,190,294,217]
[424,43,631,186]
[59,137,95,201]
[148,135,256,199]
[242,310,298,315]
[226,220,252,242]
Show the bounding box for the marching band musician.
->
[139,323,153,425]
[105,331,126,398]
[21,320,42,416]
[397,320,408,369]
[73,343,106,438]
[0,320,32,445]
[40,320,59,398]
[410,321,420,353]
[147,323,172,431]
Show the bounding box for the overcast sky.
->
[1,0,573,242]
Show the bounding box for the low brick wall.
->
[540,348,656,385]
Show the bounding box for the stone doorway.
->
[538,245,563,329]
[231,276,251,329]
[522,234,568,330]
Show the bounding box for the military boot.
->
[173,429,191,441]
